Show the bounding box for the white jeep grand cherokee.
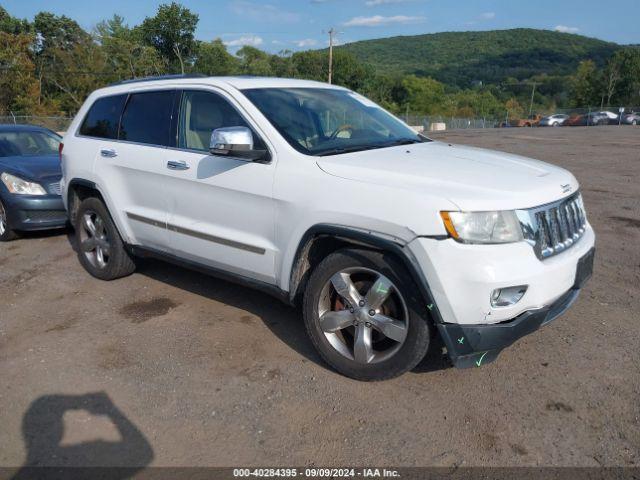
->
[61,75,595,380]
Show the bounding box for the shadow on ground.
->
[11,392,153,480]
[136,257,325,368]
[136,257,452,376]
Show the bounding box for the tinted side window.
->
[119,91,175,146]
[79,95,127,139]
[178,90,265,151]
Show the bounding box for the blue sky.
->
[4,0,639,52]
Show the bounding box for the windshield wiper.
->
[314,138,424,157]
[379,138,423,147]
[315,144,385,157]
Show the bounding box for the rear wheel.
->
[75,197,135,280]
[0,199,18,242]
[303,248,431,381]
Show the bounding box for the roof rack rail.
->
[109,73,207,87]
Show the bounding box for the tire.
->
[552,122,559,127]
[303,248,431,381]
[0,199,18,242]
[632,120,637,126]
[75,197,135,280]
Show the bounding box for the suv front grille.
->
[519,193,587,259]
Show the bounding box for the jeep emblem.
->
[561,184,572,193]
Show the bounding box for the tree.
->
[33,12,90,54]
[608,49,640,106]
[138,2,198,74]
[570,60,598,107]
[45,40,106,111]
[505,98,524,119]
[96,15,164,80]
[193,39,239,75]
[0,6,31,34]
[0,32,39,114]
[237,46,274,76]
[401,75,446,115]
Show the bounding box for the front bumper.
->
[437,246,593,368]
[3,194,67,231]
[407,225,595,368]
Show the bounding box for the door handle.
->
[100,148,117,158]
[167,160,190,171]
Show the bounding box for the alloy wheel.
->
[317,267,409,364]
[79,210,111,269]
[0,201,6,236]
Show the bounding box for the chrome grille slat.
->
[519,192,587,260]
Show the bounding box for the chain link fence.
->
[401,106,640,131]
[2,107,638,136]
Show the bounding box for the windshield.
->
[0,130,61,158]
[242,88,429,156]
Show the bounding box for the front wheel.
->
[303,249,431,381]
[75,197,136,280]
[0,199,18,242]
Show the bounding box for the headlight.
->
[1,172,47,195]
[440,210,523,244]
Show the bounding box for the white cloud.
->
[223,35,264,47]
[230,1,299,23]
[343,15,425,27]
[294,38,319,47]
[480,12,496,20]
[555,25,579,33]
[365,0,411,6]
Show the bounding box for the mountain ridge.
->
[335,28,621,87]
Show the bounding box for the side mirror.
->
[209,126,267,162]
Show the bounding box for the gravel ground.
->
[0,126,639,470]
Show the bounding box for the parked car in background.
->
[539,114,569,127]
[499,114,542,128]
[0,125,66,241]
[599,111,620,125]
[566,111,611,126]
[620,112,640,125]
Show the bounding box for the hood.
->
[316,141,579,211]
[0,154,61,185]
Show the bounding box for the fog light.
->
[490,285,528,307]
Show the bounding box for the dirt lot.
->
[1,126,639,470]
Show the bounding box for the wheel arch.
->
[66,178,104,227]
[287,224,444,324]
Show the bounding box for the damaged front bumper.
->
[437,247,595,368]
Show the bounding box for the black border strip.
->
[126,212,266,255]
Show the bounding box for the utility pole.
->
[528,81,537,117]
[328,27,336,84]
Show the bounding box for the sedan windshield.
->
[242,88,429,156]
[0,130,61,158]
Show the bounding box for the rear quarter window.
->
[79,94,127,139]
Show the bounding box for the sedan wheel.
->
[0,201,6,237]
[0,199,18,241]
[79,210,112,269]
[317,267,409,364]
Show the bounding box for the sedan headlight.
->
[440,210,523,244]
[1,172,47,195]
